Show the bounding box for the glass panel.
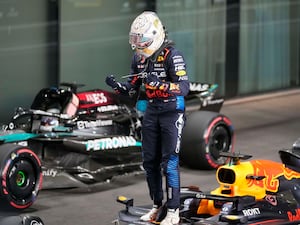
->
[0,0,48,123]
[239,0,299,95]
[157,0,227,96]
[60,0,149,90]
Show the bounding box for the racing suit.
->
[107,43,189,210]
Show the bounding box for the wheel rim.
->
[209,126,230,162]
[7,159,37,200]
[16,171,26,187]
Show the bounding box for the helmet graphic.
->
[39,108,60,132]
[129,11,166,58]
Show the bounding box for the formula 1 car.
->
[0,81,234,194]
[115,149,300,225]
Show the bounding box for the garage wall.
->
[0,0,50,123]
[59,0,151,90]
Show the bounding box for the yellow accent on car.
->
[223,215,241,220]
[211,160,300,199]
[118,196,127,201]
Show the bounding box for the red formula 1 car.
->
[0,81,234,197]
[116,148,300,225]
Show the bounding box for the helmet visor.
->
[129,33,153,50]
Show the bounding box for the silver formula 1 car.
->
[0,82,234,200]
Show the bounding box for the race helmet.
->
[129,11,166,58]
[39,108,60,132]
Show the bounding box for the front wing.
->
[115,189,300,225]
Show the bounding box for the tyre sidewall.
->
[181,111,234,169]
[0,143,42,210]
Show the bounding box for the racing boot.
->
[160,208,180,225]
[140,205,160,222]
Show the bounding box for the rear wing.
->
[185,82,225,113]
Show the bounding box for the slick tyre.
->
[0,215,44,225]
[0,144,42,210]
[181,111,234,170]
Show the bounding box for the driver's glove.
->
[145,75,169,92]
[105,75,127,94]
[106,75,118,89]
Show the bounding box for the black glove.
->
[105,75,118,89]
[146,75,169,91]
[146,75,161,88]
[105,74,128,94]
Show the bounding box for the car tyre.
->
[0,144,42,210]
[181,111,234,170]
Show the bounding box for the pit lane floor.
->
[17,88,300,225]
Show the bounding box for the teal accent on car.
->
[0,133,39,143]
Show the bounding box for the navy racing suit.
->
[110,43,189,210]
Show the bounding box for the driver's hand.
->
[146,75,169,91]
[146,74,161,88]
[105,75,118,89]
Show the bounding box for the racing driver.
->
[105,11,189,225]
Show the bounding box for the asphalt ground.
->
[14,88,300,225]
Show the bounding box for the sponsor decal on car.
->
[265,195,277,206]
[77,119,113,129]
[189,83,211,92]
[16,141,28,146]
[242,208,260,216]
[85,136,141,151]
[221,202,233,214]
[97,105,119,112]
[288,209,300,221]
[248,160,300,192]
[85,92,107,104]
[202,98,224,107]
[42,169,58,177]
[77,90,115,109]
[195,193,206,199]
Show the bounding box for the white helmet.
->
[129,11,166,59]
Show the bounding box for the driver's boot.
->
[160,208,180,225]
[140,205,160,222]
